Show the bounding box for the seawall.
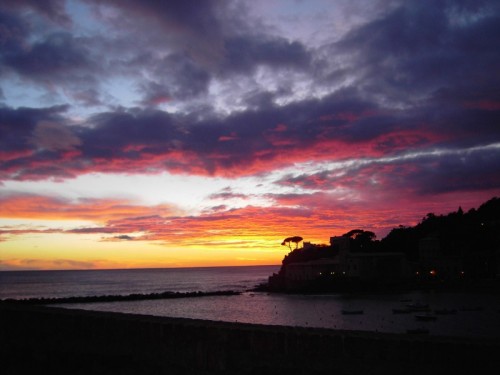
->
[1,303,498,374]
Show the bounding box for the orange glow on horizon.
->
[2,190,499,271]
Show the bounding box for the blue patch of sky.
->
[1,77,54,109]
[67,0,109,37]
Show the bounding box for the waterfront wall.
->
[1,303,498,375]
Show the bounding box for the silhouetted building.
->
[270,235,411,290]
[416,236,464,280]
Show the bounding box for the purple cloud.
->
[0,0,498,202]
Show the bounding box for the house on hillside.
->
[416,237,464,280]
[270,235,411,291]
[331,235,410,281]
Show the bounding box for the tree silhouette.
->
[342,229,376,241]
[342,229,377,252]
[281,236,303,250]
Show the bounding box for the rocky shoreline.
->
[0,289,241,305]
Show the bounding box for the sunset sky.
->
[1,0,500,270]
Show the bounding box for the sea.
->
[1,265,500,339]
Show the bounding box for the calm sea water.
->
[0,265,277,299]
[1,266,500,338]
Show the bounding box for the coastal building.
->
[270,235,411,290]
[417,237,464,280]
[283,252,410,283]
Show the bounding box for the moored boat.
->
[392,308,412,314]
[415,314,437,322]
[341,309,364,315]
[434,308,457,315]
[406,328,429,334]
[459,306,484,312]
[406,303,430,312]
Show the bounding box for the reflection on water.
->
[63,290,500,339]
[3,266,499,338]
[0,266,279,299]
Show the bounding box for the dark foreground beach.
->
[1,303,499,375]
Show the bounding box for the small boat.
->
[459,306,484,312]
[341,309,364,315]
[415,314,437,322]
[406,328,429,334]
[406,303,430,312]
[392,308,412,314]
[434,308,457,315]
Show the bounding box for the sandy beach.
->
[1,302,499,375]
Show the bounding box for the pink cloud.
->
[0,194,178,222]
[464,100,500,111]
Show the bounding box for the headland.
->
[265,197,500,294]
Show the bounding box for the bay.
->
[0,265,278,299]
[2,265,499,338]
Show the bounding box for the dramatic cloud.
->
[1,0,500,268]
[0,194,178,221]
[1,0,498,182]
[1,0,71,26]
[277,143,500,197]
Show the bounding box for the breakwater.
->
[1,303,498,375]
[1,289,240,305]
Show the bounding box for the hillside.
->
[267,197,500,292]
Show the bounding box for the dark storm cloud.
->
[175,89,384,173]
[402,147,500,195]
[0,9,105,107]
[0,0,499,203]
[2,32,96,84]
[0,105,81,181]
[0,9,29,53]
[1,0,315,106]
[277,144,500,196]
[139,53,211,102]
[86,0,226,68]
[1,0,71,26]
[335,0,500,106]
[0,84,493,182]
[85,0,313,103]
[321,0,500,162]
[429,105,500,149]
[74,109,180,166]
[0,105,68,154]
[88,0,223,37]
[222,35,312,73]
[137,33,312,103]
